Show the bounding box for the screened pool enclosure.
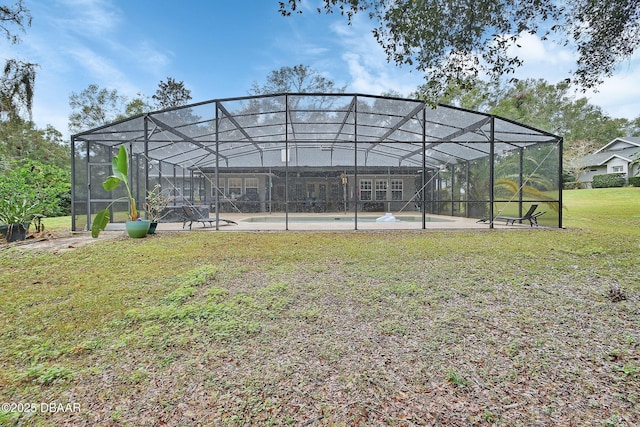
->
[71,93,563,231]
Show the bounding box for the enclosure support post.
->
[285,94,289,231]
[144,117,149,211]
[558,137,564,228]
[69,137,76,231]
[489,117,495,229]
[422,108,426,230]
[215,102,220,230]
[422,143,426,230]
[465,160,470,218]
[450,164,455,217]
[353,95,358,231]
[519,147,524,218]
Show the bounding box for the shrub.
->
[0,159,71,218]
[592,173,625,188]
[628,176,640,187]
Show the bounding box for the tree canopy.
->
[279,0,640,99]
[68,84,127,134]
[0,118,68,169]
[250,64,345,95]
[0,0,36,120]
[152,77,192,109]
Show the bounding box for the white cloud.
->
[584,57,640,119]
[505,32,576,82]
[330,16,423,96]
[54,0,122,38]
[67,46,135,92]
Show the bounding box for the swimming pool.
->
[241,215,453,223]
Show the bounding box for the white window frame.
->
[611,165,624,173]
[228,177,242,198]
[375,179,388,201]
[359,179,372,201]
[245,177,259,198]
[391,179,403,201]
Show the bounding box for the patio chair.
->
[181,206,238,229]
[478,204,545,227]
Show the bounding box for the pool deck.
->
[141,212,540,233]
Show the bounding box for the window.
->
[611,165,624,173]
[228,178,242,198]
[375,180,388,200]
[245,178,259,200]
[359,179,372,200]
[294,183,305,200]
[212,182,224,198]
[318,184,327,201]
[391,179,403,201]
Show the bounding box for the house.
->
[580,137,640,187]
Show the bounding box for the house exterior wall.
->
[606,157,628,174]
[202,171,418,213]
[580,166,607,188]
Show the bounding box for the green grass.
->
[0,188,639,426]
[40,216,72,233]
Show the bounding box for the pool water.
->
[242,215,452,223]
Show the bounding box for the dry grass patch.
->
[1,227,638,426]
[3,185,640,426]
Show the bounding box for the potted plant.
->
[91,145,150,238]
[0,197,37,242]
[144,184,172,234]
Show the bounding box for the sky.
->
[3,0,640,140]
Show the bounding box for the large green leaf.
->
[91,209,110,238]
[102,176,122,192]
[112,145,128,182]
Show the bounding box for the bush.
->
[0,159,71,218]
[628,176,640,187]
[592,173,626,188]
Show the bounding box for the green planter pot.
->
[125,220,150,238]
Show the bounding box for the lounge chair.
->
[478,204,545,227]
[181,206,238,229]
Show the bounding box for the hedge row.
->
[592,173,626,188]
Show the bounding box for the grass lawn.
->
[1,188,639,426]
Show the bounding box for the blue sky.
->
[4,0,640,139]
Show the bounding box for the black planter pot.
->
[148,222,158,234]
[6,222,28,242]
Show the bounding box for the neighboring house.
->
[580,136,640,188]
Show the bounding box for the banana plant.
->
[495,177,560,212]
[91,145,140,238]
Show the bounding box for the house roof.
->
[594,136,640,154]
[583,139,640,167]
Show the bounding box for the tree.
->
[0,1,36,120]
[488,79,626,151]
[120,93,152,119]
[432,78,627,152]
[279,0,640,99]
[563,139,596,187]
[249,64,345,95]
[628,116,640,137]
[430,79,504,111]
[152,77,192,109]
[68,84,127,134]
[0,118,69,169]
